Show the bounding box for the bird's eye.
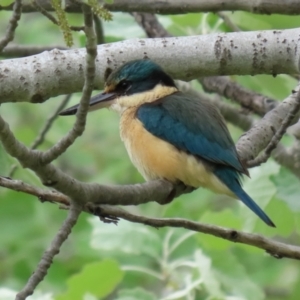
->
[118,80,131,91]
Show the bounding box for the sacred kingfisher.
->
[60,59,275,227]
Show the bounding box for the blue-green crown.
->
[106,59,176,94]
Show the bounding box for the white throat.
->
[110,84,178,114]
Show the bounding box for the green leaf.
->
[55,260,123,300]
[115,288,156,300]
[89,219,161,257]
[212,252,264,300]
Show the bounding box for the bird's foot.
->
[85,203,120,225]
[159,181,195,205]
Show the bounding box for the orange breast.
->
[119,107,233,196]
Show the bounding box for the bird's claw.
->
[86,203,120,225]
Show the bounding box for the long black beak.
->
[59,92,117,116]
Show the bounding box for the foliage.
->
[87,0,112,21]
[0,8,300,300]
[50,0,73,47]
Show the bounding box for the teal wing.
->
[136,92,247,174]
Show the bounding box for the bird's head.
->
[60,59,177,116]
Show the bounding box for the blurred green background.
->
[1,7,300,300]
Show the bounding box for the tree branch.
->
[0,176,70,205]
[98,205,300,260]
[40,4,97,164]
[1,28,300,104]
[93,14,105,44]
[237,83,300,161]
[200,76,278,116]
[217,12,241,32]
[2,176,300,261]
[247,89,300,167]
[15,204,81,300]
[0,0,22,52]
[1,45,69,58]
[272,142,300,178]
[8,94,71,177]
[131,12,171,38]
[32,0,84,31]
[31,94,71,150]
[3,0,300,15]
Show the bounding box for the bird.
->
[60,59,275,227]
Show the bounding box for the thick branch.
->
[1,28,300,103]
[4,0,300,15]
[247,90,300,167]
[237,85,300,161]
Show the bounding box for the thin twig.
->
[217,12,241,32]
[8,95,72,177]
[131,12,171,38]
[200,76,278,116]
[40,3,97,164]
[0,176,70,205]
[247,89,300,167]
[97,205,300,260]
[1,44,69,58]
[32,0,57,24]
[15,204,81,300]
[93,14,105,44]
[1,176,300,261]
[32,0,84,31]
[31,94,72,149]
[0,0,22,52]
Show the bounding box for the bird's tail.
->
[233,187,275,227]
[214,167,275,227]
